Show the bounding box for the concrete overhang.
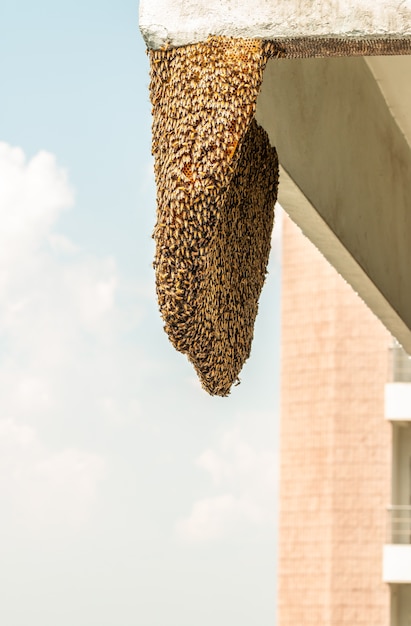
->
[140,0,411,49]
[256,53,411,353]
[139,0,411,352]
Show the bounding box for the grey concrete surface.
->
[256,56,411,352]
[140,0,411,49]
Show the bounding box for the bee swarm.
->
[149,36,278,396]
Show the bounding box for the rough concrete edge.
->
[140,25,411,50]
[139,0,411,51]
[277,165,411,355]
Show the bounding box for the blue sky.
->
[0,2,281,624]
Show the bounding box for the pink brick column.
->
[278,215,391,625]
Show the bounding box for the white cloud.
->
[0,141,146,528]
[176,412,278,543]
[0,418,105,529]
[0,141,144,419]
[176,494,263,542]
[62,255,118,329]
[0,142,74,270]
[48,232,79,255]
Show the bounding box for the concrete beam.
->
[140,0,411,49]
[256,56,411,353]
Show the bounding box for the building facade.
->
[279,214,411,625]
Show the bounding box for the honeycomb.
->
[149,36,278,396]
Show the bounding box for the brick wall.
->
[278,214,391,625]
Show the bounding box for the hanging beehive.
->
[148,33,411,396]
[149,36,278,396]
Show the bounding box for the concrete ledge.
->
[139,0,411,49]
[256,56,411,353]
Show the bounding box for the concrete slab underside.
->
[256,56,411,353]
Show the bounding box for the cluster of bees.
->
[149,36,279,396]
